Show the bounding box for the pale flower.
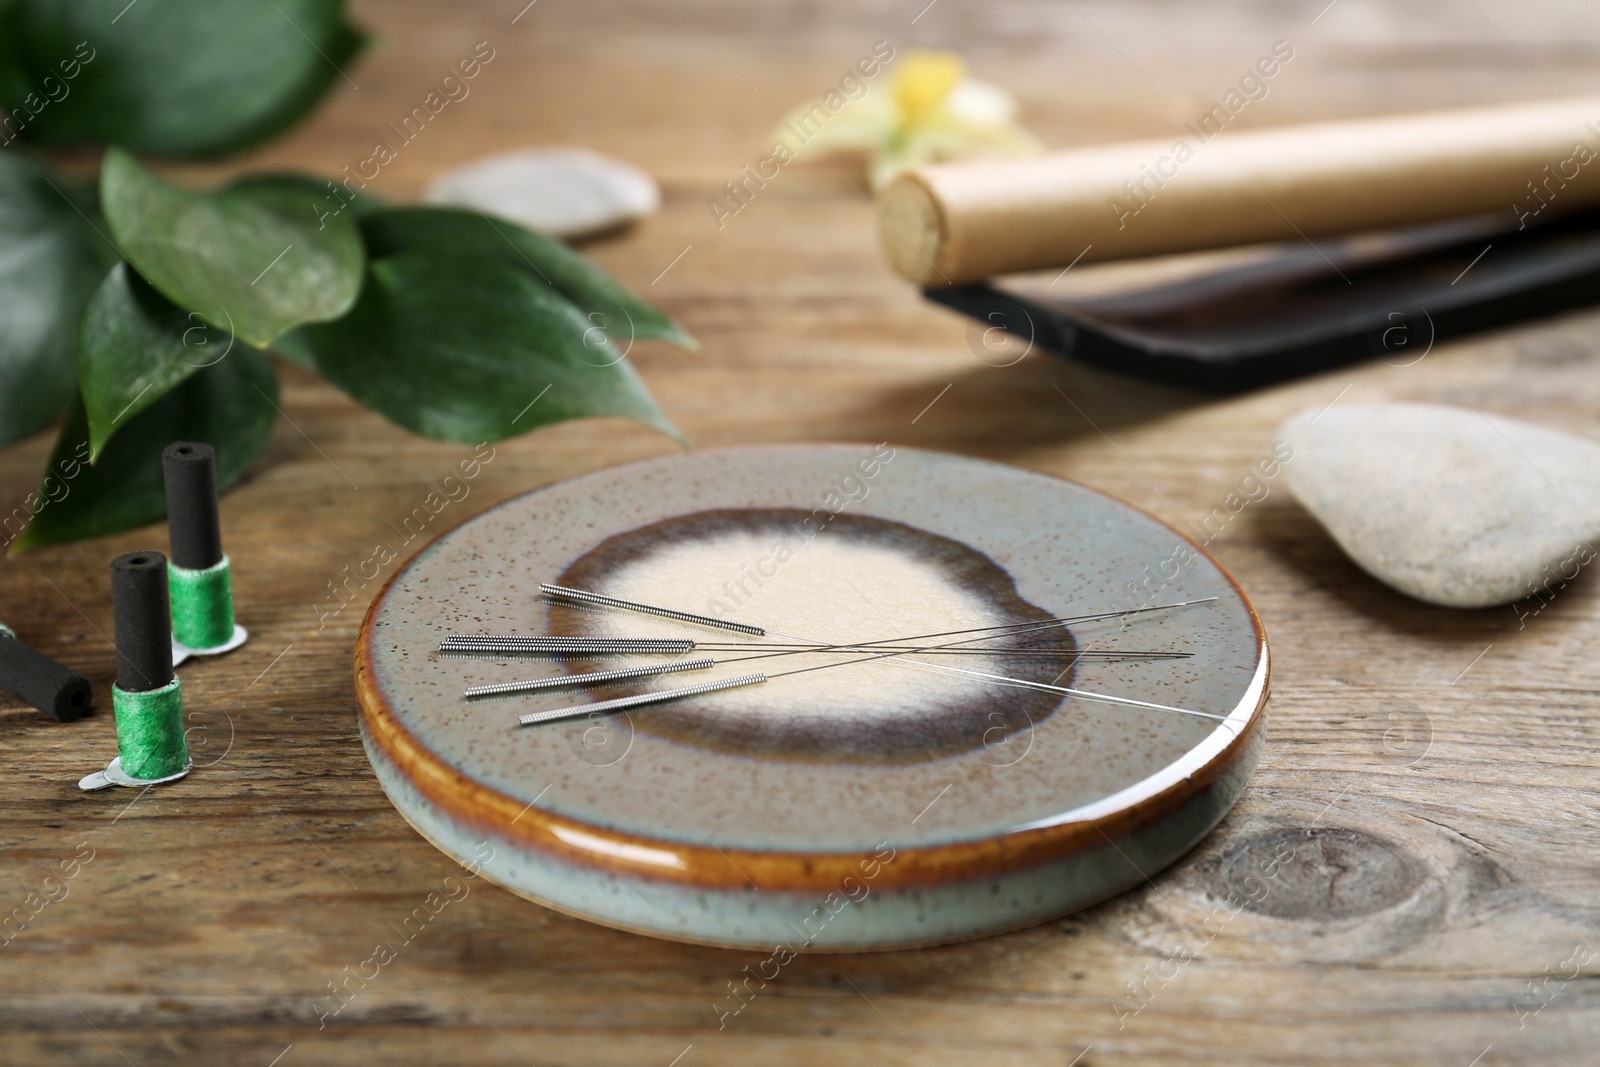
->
[774,50,1043,189]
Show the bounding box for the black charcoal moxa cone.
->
[0,628,93,722]
[162,442,223,571]
[109,551,188,781]
[162,441,237,650]
[111,551,174,692]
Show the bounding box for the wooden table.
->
[5,1,1598,1063]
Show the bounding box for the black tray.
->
[924,209,1600,389]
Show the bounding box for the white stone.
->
[425,148,659,238]
[1277,403,1600,608]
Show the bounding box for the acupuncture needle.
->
[467,646,1184,699]
[515,636,1227,727]
[504,587,1222,721]
[716,604,1213,655]
[705,613,1192,664]
[441,637,696,655]
[455,595,1219,655]
[513,606,1224,725]
[464,613,1193,697]
[438,604,1203,662]
[772,652,1234,726]
[477,595,1212,700]
[449,644,1184,660]
[540,582,765,635]
[534,587,1218,646]
[443,639,1184,657]
[757,617,1234,729]
[747,597,1224,718]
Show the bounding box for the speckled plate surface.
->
[356,444,1269,950]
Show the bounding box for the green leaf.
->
[10,348,278,553]
[360,206,697,350]
[231,172,386,223]
[0,149,119,446]
[0,0,365,158]
[234,172,382,371]
[282,252,686,446]
[101,148,364,346]
[78,261,234,461]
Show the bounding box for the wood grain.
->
[3,1,1599,1063]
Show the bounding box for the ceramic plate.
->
[357,444,1269,950]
